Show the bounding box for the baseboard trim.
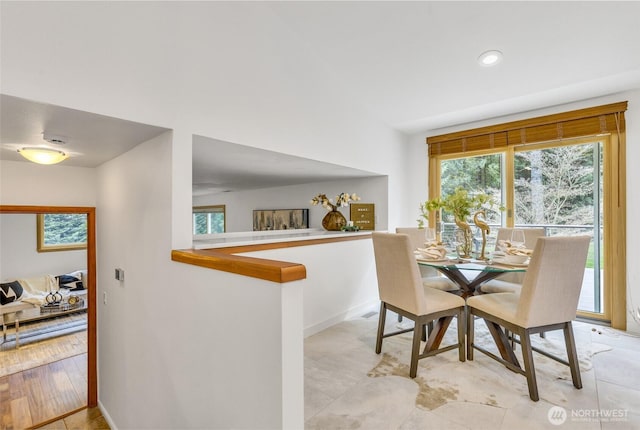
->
[304,299,379,338]
[99,400,117,430]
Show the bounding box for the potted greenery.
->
[420,187,501,258]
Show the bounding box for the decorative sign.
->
[350,203,375,231]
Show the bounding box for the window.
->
[193,205,225,234]
[37,213,88,252]
[514,139,604,314]
[438,153,503,249]
[427,102,627,328]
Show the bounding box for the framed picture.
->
[350,203,375,230]
[253,209,309,231]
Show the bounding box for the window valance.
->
[427,101,627,156]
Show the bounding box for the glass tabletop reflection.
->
[416,256,526,297]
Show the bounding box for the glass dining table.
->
[417,257,527,298]
[417,257,527,357]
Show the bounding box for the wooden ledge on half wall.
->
[171,229,373,283]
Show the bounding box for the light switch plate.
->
[115,268,125,281]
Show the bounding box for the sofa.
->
[0,270,88,315]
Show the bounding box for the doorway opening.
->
[0,205,97,426]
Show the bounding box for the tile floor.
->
[304,313,640,429]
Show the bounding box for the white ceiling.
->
[0,94,380,193]
[2,1,640,193]
[0,94,169,168]
[265,1,640,132]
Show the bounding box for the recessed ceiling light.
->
[477,50,503,67]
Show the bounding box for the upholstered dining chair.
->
[466,235,591,401]
[372,232,466,378]
[395,227,457,292]
[480,227,546,294]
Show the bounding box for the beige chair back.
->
[517,236,591,327]
[495,227,545,250]
[493,228,545,284]
[395,227,426,250]
[395,227,440,278]
[372,232,428,315]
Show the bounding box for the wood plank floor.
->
[1,314,87,378]
[0,353,88,429]
[34,407,109,429]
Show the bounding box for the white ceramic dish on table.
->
[503,254,529,264]
[493,256,529,267]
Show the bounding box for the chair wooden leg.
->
[520,329,539,401]
[457,309,465,362]
[467,310,475,360]
[563,321,583,389]
[410,319,423,378]
[375,302,386,354]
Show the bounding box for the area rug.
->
[0,313,87,377]
[367,321,612,410]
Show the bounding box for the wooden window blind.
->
[427,101,627,156]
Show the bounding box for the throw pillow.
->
[56,274,84,291]
[1,280,24,305]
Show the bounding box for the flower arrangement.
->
[311,192,361,231]
[310,192,360,211]
[419,187,501,225]
[419,187,503,258]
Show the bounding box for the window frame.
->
[193,205,226,235]
[36,213,88,252]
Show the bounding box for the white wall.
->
[193,176,389,232]
[0,160,97,206]
[410,90,640,334]
[97,130,310,429]
[95,131,378,428]
[0,160,96,281]
[397,138,430,229]
[242,238,379,337]
[0,214,86,280]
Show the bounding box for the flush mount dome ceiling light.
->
[477,50,503,67]
[17,147,69,165]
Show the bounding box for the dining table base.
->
[417,259,526,298]
[424,315,455,352]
